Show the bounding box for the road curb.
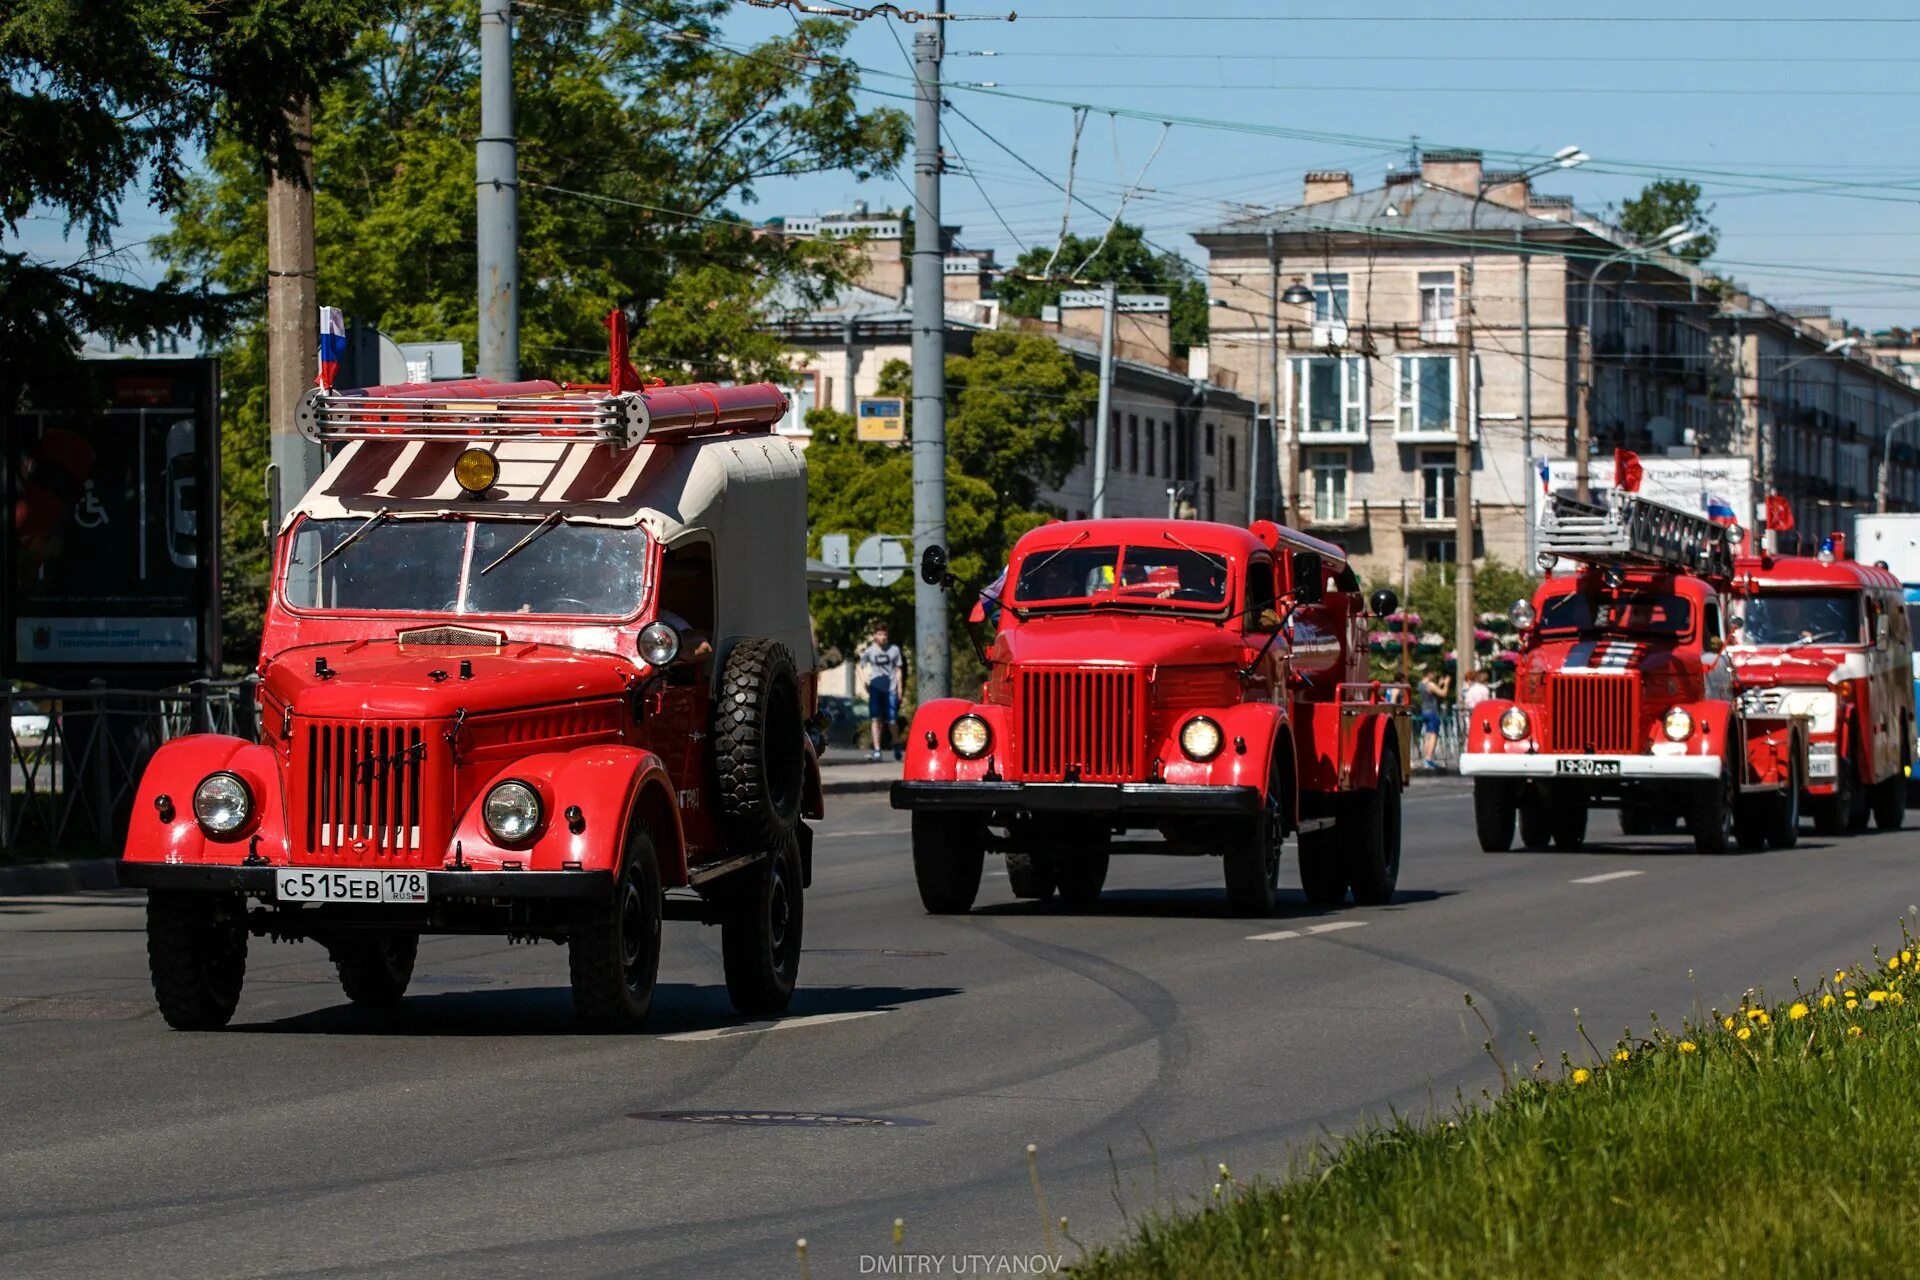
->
[0,858,121,896]
[822,777,896,797]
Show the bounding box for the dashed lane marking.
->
[660,1010,887,1043]
[1245,920,1369,942]
[1570,869,1645,885]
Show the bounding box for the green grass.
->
[1080,938,1920,1279]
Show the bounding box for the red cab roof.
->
[1734,553,1902,592]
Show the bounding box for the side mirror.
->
[1876,613,1890,648]
[1289,550,1325,605]
[920,544,949,586]
[1727,613,1743,633]
[1369,587,1399,619]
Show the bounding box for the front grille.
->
[292,718,450,864]
[1013,667,1144,782]
[1546,675,1638,754]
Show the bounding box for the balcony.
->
[1310,320,1349,348]
[1418,317,1457,346]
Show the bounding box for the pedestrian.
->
[1462,668,1492,712]
[1418,668,1451,770]
[858,623,906,762]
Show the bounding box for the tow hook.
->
[242,834,270,867]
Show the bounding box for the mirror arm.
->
[1237,599,1299,680]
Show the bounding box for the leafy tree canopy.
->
[1618,177,1718,263]
[996,223,1209,355]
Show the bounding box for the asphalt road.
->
[4,778,1917,1279]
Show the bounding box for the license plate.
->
[275,869,429,904]
[1556,759,1621,777]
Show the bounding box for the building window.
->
[1203,477,1216,521]
[1312,273,1349,325]
[1225,435,1238,490]
[1294,356,1367,438]
[1416,537,1457,565]
[1163,422,1174,478]
[1418,271,1456,342]
[1398,355,1454,437]
[1128,415,1140,473]
[1309,448,1350,524]
[1419,449,1457,522]
[1143,418,1154,475]
[1110,411,1122,468]
[1204,422,1216,456]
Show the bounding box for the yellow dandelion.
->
[1722,1016,1737,1030]
[1756,1012,1772,1028]
[1736,1027,1753,1041]
[1847,999,1860,1011]
[1614,1049,1631,1063]
[1821,994,1837,1009]
[1848,1026,1865,1039]
[1746,1008,1766,1021]
[1902,951,1913,965]
[1845,990,1857,999]
[1571,1068,1591,1085]
[1869,990,1889,1004]
[1891,992,1906,1006]
[1789,1001,1810,1021]
[1892,955,1903,972]
[1678,1040,1698,1054]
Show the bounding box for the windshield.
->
[1538,591,1693,637]
[1011,544,1231,610]
[1736,592,1863,647]
[285,517,649,618]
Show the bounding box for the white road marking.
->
[1571,870,1645,885]
[661,1010,886,1043]
[1245,920,1369,942]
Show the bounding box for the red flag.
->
[1766,494,1795,532]
[606,309,645,394]
[1613,448,1643,494]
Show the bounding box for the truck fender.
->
[1160,703,1294,826]
[453,746,688,885]
[1668,700,1735,761]
[124,735,290,865]
[902,697,1009,783]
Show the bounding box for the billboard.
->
[4,359,221,683]
[1531,455,1753,533]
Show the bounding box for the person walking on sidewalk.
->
[1418,668,1451,770]
[859,623,906,762]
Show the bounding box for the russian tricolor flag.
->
[1537,459,1551,495]
[316,306,346,389]
[1705,493,1737,525]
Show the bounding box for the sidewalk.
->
[818,751,902,796]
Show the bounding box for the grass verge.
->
[1079,931,1920,1278]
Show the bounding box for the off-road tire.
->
[913,813,985,914]
[1871,772,1908,832]
[1734,794,1770,853]
[1519,791,1553,851]
[569,828,663,1032]
[146,891,248,1031]
[1474,779,1515,852]
[1006,852,1056,901]
[1228,758,1289,915]
[1690,757,1738,855]
[1550,802,1588,852]
[1348,761,1403,906]
[713,638,805,852]
[329,930,419,1006]
[1815,752,1862,837]
[720,831,804,1016]
[1618,800,1654,837]
[1055,852,1110,908]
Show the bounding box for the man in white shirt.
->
[858,623,906,761]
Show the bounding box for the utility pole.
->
[1575,322,1594,503]
[1519,238,1536,566]
[1268,230,1286,526]
[1091,281,1116,518]
[476,0,518,382]
[266,101,320,526]
[1454,258,1476,686]
[910,4,949,700]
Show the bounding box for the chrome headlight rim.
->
[1662,706,1693,742]
[1498,706,1531,742]
[483,779,544,845]
[637,620,681,667]
[1508,599,1537,630]
[948,713,992,760]
[192,771,252,835]
[1178,714,1225,762]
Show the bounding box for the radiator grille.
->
[294,719,449,864]
[1013,667,1144,782]
[1546,676,1639,754]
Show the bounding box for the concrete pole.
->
[1091,281,1116,518]
[843,316,858,416]
[1576,325,1594,504]
[266,101,321,524]
[476,0,519,382]
[1268,231,1285,526]
[910,8,949,700]
[1454,257,1476,686]
[1519,238,1535,566]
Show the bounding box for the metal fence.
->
[4,679,259,857]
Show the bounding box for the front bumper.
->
[116,862,614,899]
[890,780,1261,819]
[1459,753,1722,780]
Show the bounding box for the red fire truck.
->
[891,518,1411,917]
[119,348,820,1032]
[1463,492,1801,854]
[1727,537,1913,835]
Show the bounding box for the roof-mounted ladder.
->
[1539,491,1738,580]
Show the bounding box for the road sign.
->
[818,533,851,570]
[854,535,907,587]
[856,397,905,443]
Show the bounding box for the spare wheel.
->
[714,638,805,850]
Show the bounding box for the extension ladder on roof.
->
[1539,492,1737,579]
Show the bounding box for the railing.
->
[3,678,259,858]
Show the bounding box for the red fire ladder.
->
[1539,492,1738,579]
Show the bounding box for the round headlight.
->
[1662,707,1693,741]
[1499,707,1531,742]
[1509,598,1536,630]
[1179,715,1224,762]
[637,620,681,667]
[454,447,499,495]
[192,772,252,835]
[949,714,991,759]
[483,780,542,844]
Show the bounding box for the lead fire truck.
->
[120,335,819,1032]
[890,518,1411,917]
[1726,537,1913,835]
[1463,492,1802,854]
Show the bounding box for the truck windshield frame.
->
[1010,543,1236,616]
[1737,591,1865,647]
[1536,590,1694,638]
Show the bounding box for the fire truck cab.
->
[1463,492,1801,854]
[891,517,1411,917]
[120,358,820,1032]
[1727,539,1913,835]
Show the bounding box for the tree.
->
[1,0,374,398]
[996,223,1210,355]
[154,1,908,665]
[1618,178,1718,263]
[1366,556,1539,685]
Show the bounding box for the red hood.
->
[995,614,1246,670]
[1517,636,1698,705]
[1727,645,1854,690]
[262,641,638,719]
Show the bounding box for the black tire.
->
[1618,800,1653,837]
[1734,794,1769,853]
[1228,756,1289,915]
[1871,772,1908,832]
[569,827,663,1032]
[913,813,985,914]
[1768,755,1802,850]
[1005,852,1057,901]
[1690,757,1737,855]
[146,891,248,1031]
[1550,802,1588,852]
[720,831,804,1017]
[1518,791,1553,851]
[1055,852,1110,908]
[1349,763,1403,906]
[713,638,805,852]
[328,930,418,1006]
[1473,779,1515,852]
[1815,751,1860,837]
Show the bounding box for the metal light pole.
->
[909,5,950,700]
[476,0,519,381]
[1878,410,1920,513]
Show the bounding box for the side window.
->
[657,541,716,635]
[1703,599,1722,645]
[1244,557,1278,628]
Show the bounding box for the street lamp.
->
[1877,410,1920,513]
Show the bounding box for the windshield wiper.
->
[318,508,393,566]
[1013,530,1091,598]
[1161,527,1227,574]
[480,512,566,575]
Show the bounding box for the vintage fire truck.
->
[119,344,819,1032]
[1726,537,1913,835]
[1464,492,1801,854]
[890,518,1411,917]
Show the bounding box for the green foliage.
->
[996,223,1209,355]
[153,0,907,665]
[806,330,1097,696]
[1619,177,1718,263]
[1365,557,1538,684]
[1,0,373,395]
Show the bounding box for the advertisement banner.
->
[1531,455,1753,532]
